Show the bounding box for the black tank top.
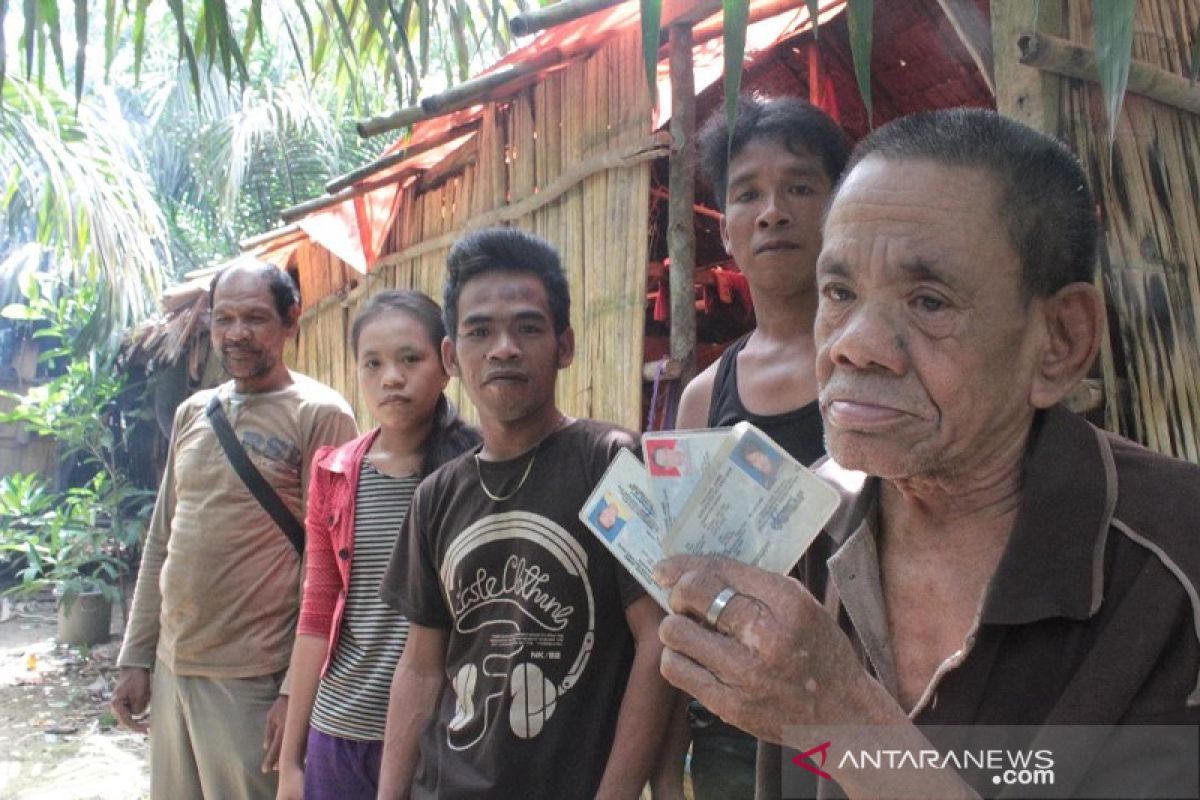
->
[705,334,826,466]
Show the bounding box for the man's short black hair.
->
[843,107,1098,297]
[698,95,852,211]
[443,227,571,336]
[208,256,300,321]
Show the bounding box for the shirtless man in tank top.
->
[654,95,850,800]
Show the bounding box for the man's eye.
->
[518,324,543,335]
[465,328,488,338]
[402,355,422,364]
[822,285,855,303]
[731,189,756,203]
[790,184,815,196]
[914,295,947,313]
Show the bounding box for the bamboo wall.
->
[287,27,654,433]
[1055,1,1200,462]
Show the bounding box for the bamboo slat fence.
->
[1055,1,1200,462]
[286,27,654,433]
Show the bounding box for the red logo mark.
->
[792,741,833,780]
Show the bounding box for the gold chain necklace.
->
[475,449,537,502]
[474,415,567,502]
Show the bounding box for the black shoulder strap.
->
[707,333,750,427]
[205,393,305,555]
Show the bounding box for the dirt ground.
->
[0,596,149,800]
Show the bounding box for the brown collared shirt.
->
[758,406,1200,799]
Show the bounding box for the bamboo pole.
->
[281,166,422,223]
[421,48,566,114]
[508,0,623,37]
[328,121,480,193]
[356,50,567,138]
[667,23,697,388]
[1018,31,1200,117]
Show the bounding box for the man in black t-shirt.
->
[654,97,851,800]
[378,228,674,800]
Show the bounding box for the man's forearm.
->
[378,663,443,799]
[595,639,676,799]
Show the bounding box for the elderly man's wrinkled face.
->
[814,157,1046,481]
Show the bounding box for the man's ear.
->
[441,336,460,378]
[284,304,301,336]
[1030,282,1104,409]
[556,327,575,369]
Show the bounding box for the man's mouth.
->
[823,398,914,430]
[378,395,410,406]
[755,239,801,255]
[485,371,528,385]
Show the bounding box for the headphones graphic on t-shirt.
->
[440,511,596,750]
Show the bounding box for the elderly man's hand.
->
[654,555,892,744]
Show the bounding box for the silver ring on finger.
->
[705,586,738,629]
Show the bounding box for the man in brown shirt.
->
[377,228,675,799]
[656,109,1200,798]
[111,258,357,800]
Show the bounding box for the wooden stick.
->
[281,166,422,223]
[420,48,566,114]
[356,106,430,139]
[508,0,623,38]
[238,223,301,251]
[328,121,480,193]
[1018,32,1200,117]
[667,23,697,388]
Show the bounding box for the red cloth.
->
[297,428,382,676]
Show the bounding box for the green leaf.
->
[639,0,661,109]
[847,0,873,127]
[37,0,65,84]
[1,304,38,320]
[1093,0,1133,142]
[18,267,39,302]
[243,0,262,58]
[103,0,117,79]
[0,0,8,98]
[72,0,86,108]
[22,0,36,80]
[132,0,150,82]
[805,0,819,41]
[723,0,748,153]
[164,0,202,106]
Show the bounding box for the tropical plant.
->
[0,74,168,335]
[2,0,527,111]
[0,273,155,608]
[0,473,131,608]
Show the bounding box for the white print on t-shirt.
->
[439,511,596,750]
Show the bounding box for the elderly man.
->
[112,258,358,800]
[657,108,1200,798]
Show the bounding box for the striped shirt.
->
[310,461,418,740]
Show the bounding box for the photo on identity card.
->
[579,424,840,612]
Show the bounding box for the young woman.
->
[277,290,479,800]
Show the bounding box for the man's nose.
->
[756,191,792,228]
[381,363,407,386]
[487,330,520,361]
[824,303,907,374]
[225,318,251,340]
